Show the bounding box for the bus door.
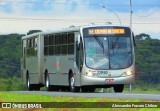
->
[76,36,84,72]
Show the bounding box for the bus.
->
[21,25,135,92]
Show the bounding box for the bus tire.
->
[113,84,124,93]
[45,74,52,91]
[69,73,80,92]
[27,75,34,91]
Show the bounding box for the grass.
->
[0,92,160,111]
[124,90,160,94]
[96,86,160,94]
[123,84,160,94]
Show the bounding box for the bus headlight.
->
[125,71,133,76]
[85,71,94,77]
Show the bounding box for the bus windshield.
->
[84,37,132,69]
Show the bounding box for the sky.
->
[0,0,160,39]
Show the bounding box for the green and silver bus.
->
[21,25,135,92]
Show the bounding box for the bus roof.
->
[22,26,80,40]
[22,25,130,40]
[42,26,80,36]
[22,32,40,40]
[81,24,129,28]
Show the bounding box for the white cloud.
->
[0,0,159,39]
[132,9,160,37]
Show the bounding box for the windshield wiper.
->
[94,36,104,53]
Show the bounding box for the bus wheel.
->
[27,75,34,91]
[69,73,80,92]
[45,74,52,91]
[113,84,124,93]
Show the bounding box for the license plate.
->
[105,79,114,82]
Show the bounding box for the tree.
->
[27,30,42,35]
[135,33,151,40]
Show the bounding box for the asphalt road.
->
[13,91,160,101]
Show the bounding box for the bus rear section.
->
[21,33,42,91]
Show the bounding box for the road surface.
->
[12,91,160,101]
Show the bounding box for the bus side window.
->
[44,35,49,56]
[61,34,67,55]
[54,34,61,55]
[48,35,54,55]
[68,33,74,54]
[44,35,49,46]
[34,37,37,56]
[49,35,54,45]
[26,40,29,56]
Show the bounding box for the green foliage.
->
[135,33,151,40]
[0,34,24,77]
[135,35,160,84]
[27,30,42,35]
[0,92,159,111]
[0,76,27,91]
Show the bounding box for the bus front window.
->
[109,37,132,69]
[84,37,109,69]
[84,37,132,69]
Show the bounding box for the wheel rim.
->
[46,76,49,88]
[70,76,75,89]
[27,77,30,88]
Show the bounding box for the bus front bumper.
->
[80,75,135,86]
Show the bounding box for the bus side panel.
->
[44,56,59,85]
[43,32,81,86]
[74,69,81,87]
[47,55,68,86]
[26,57,39,84]
[44,55,75,86]
[25,35,39,85]
[38,34,44,84]
[62,55,74,86]
[59,55,70,86]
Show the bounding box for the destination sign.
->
[88,29,125,35]
[83,26,131,37]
